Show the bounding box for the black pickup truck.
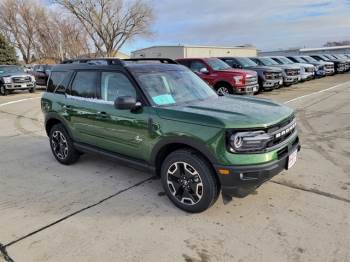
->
[218,57,283,93]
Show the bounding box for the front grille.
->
[265,72,282,80]
[12,76,31,83]
[266,117,297,149]
[246,76,258,85]
[286,69,300,76]
[325,65,333,69]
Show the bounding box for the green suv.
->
[42,58,300,213]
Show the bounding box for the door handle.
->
[97,111,108,118]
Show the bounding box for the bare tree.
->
[0,0,42,63]
[54,0,154,57]
[36,11,91,61]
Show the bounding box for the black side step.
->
[74,142,156,174]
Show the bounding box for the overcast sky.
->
[48,0,350,54]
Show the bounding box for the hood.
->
[0,73,32,78]
[156,95,294,129]
[292,63,314,69]
[216,68,257,76]
[268,64,300,70]
[245,65,283,73]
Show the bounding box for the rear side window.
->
[47,71,72,94]
[71,71,98,98]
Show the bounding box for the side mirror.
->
[199,67,209,74]
[114,96,141,111]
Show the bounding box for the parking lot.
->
[0,74,349,262]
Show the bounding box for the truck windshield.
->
[0,66,24,76]
[274,57,294,64]
[133,69,218,106]
[206,58,231,71]
[258,57,279,66]
[302,56,318,63]
[292,57,305,63]
[235,57,258,67]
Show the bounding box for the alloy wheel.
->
[216,86,229,95]
[166,162,204,205]
[51,130,69,160]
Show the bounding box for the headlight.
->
[30,75,36,82]
[228,130,272,153]
[3,77,12,84]
[264,72,273,79]
[233,75,243,85]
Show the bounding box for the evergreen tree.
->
[0,34,17,65]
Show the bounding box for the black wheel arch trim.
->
[150,136,219,167]
[45,113,73,138]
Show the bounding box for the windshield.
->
[324,54,335,60]
[302,56,318,63]
[235,57,258,67]
[206,58,231,70]
[258,57,279,66]
[274,57,294,64]
[293,57,306,63]
[133,69,218,106]
[318,55,330,61]
[0,66,25,76]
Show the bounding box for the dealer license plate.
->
[287,150,298,169]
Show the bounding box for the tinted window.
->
[47,71,72,93]
[100,72,136,102]
[71,71,98,98]
[190,61,207,73]
[206,58,231,70]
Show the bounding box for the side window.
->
[71,71,98,98]
[223,59,234,67]
[190,61,207,73]
[47,71,72,94]
[100,72,136,102]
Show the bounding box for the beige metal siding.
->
[185,47,257,58]
[131,46,184,59]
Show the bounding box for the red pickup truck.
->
[176,58,259,95]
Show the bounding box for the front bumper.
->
[325,68,335,75]
[236,84,259,94]
[215,138,301,197]
[283,75,299,84]
[4,82,36,90]
[263,79,283,89]
[301,72,314,80]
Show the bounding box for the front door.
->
[92,71,155,161]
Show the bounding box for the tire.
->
[29,87,35,93]
[161,149,219,213]
[214,83,233,95]
[0,85,8,96]
[49,124,80,165]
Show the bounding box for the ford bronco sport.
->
[42,58,300,213]
[176,58,259,95]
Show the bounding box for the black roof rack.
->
[61,58,124,66]
[123,58,178,64]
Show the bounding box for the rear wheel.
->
[161,149,219,213]
[49,124,80,165]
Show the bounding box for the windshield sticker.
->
[152,94,176,105]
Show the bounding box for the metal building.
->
[131,45,257,59]
[259,45,350,56]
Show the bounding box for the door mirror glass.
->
[199,67,209,74]
[114,96,138,110]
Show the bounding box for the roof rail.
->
[123,58,178,64]
[61,58,124,66]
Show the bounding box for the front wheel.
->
[0,86,8,96]
[214,83,233,95]
[29,87,36,93]
[161,149,219,213]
